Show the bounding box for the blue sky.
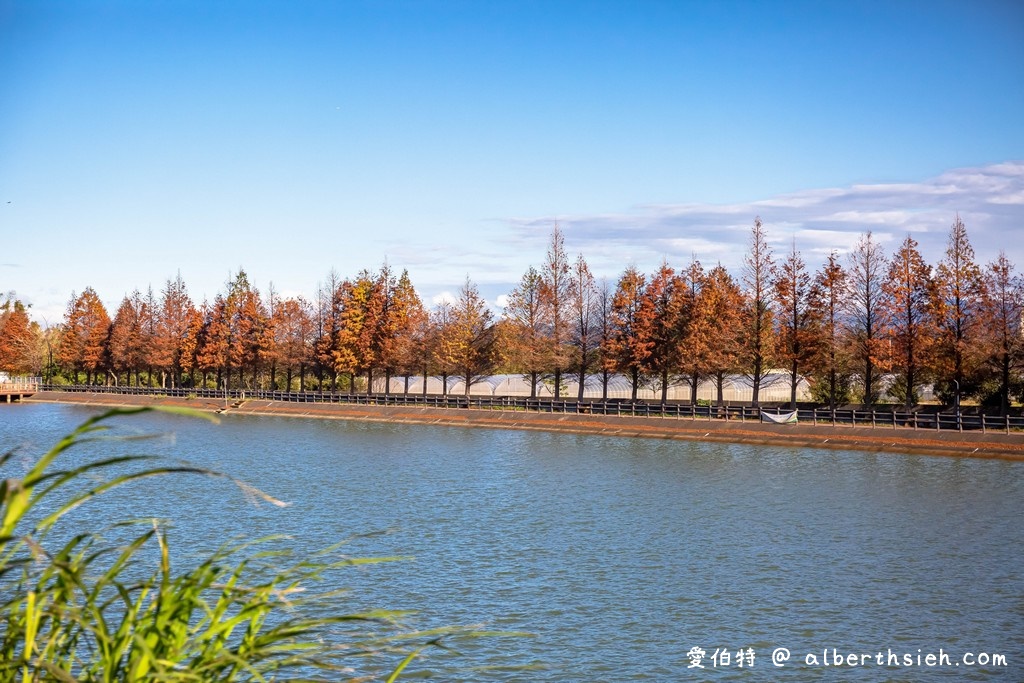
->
[2,0,1022,322]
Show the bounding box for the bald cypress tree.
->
[882,236,934,406]
[774,241,818,408]
[931,215,985,404]
[846,232,889,405]
[808,251,851,409]
[981,252,1024,415]
[740,217,776,406]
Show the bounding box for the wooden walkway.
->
[0,378,39,403]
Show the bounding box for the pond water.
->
[1,403,1021,681]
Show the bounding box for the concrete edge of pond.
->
[22,391,1024,462]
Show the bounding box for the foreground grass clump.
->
[0,407,490,681]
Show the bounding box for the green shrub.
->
[0,407,506,680]
[808,372,853,407]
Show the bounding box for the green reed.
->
[0,407,507,681]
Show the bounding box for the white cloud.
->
[431,291,457,307]
[505,161,1024,275]
[827,210,914,224]
[989,191,1024,205]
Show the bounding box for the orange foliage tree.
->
[390,270,427,394]
[501,266,549,398]
[675,259,706,404]
[845,232,890,404]
[930,215,986,403]
[107,291,148,386]
[275,296,314,391]
[774,241,819,408]
[808,251,851,409]
[58,288,111,384]
[981,252,1024,415]
[445,278,495,397]
[882,236,935,406]
[603,266,655,401]
[196,296,230,389]
[644,261,683,404]
[740,217,776,406]
[540,226,571,397]
[225,270,269,389]
[0,296,35,375]
[567,253,600,400]
[696,265,745,406]
[154,274,202,388]
[430,299,456,396]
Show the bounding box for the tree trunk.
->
[828,367,837,410]
[790,359,798,409]
[905,359,915,409]
[602,369,609,401]
[630,367,639,401]
[751,358,762,406]
[366,367,373,395]
[864,359,873,406]
[661,368,669,405]
[554,368,561,399]
[530,371,538,399]
[1001,352,1011,417]
[577,360,587,401]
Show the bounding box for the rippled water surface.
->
[2,403,1021,681]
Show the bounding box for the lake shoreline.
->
[23,390,1024,461]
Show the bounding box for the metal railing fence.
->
[36,385,1024,434]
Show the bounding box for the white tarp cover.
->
[761,410,798,424]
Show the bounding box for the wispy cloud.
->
[504,161,1024,274]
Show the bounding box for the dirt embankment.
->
[23,391,1024,461]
